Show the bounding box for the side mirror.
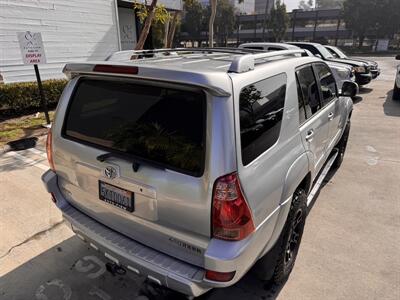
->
[340,81,359,98]
[396,54,400,60]
[315,54,322,58]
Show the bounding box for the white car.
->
[239,43,357,93]
[394,54,400,100]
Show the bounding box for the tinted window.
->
[239,74,287,165]
[296,66,321,117]
[268,47,284,51]
[64,79,206,176]
[314,63,337,106]
[296,76,307,124]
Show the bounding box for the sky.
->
[281,0,302,11]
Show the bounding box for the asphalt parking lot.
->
[0,56,399,300]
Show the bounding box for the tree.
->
[269,0,289,42]
[343,0,400,48]
[214,0,236,46]
[298,0,314,10]
[209,0,217,47]
[182,0,204,45]
[133,1,170,50]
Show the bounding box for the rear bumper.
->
[41,170,289,296]
[355,73,372,85]
[371,69,380,79]
[41,170,209,296]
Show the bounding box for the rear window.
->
[63,79,206,176]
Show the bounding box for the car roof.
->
[239,43,300,50]
[64,48,320,96]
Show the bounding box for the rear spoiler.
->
[62,62,231,97]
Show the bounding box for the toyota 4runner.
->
[42,48,356,297]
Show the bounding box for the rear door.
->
[313,62,342,150]
[296,65,329,175]
[52,76,217,266]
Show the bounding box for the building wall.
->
[0,0,120,83]
[254,0,273,14]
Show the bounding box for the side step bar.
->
[307,150,338,206]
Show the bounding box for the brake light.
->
[46,129,55,170]
[212,173,255,241]
[205,270,236,282]
[93,65,138,75]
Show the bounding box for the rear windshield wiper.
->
[96,152,165,173]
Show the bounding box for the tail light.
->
[205,270,236,282]
[212,173,255,241]
[46,128,55,170]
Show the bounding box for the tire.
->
[393,83,400,100]
[254,188,307,284]
[333,120,351,169]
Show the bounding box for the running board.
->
[307,150,338,206]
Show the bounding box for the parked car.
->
[325,45,380,79]
[239,42,358,93]
[42,48,356,297]
[288,42,372,86]
[394,54,400,100]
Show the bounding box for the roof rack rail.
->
[228,49,306,73]
[107,48,262,60]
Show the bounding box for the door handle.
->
[328,112,334,120]
[305,129,314,142]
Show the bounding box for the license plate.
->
[99,181,134,212]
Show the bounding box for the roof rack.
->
[228,49,306,73]
[109,48,306,73]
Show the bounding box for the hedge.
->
[0,79,67,114]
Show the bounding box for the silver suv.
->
[42,48,356,297]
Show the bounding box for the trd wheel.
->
[334,120,351,169]
[253,188,307,284]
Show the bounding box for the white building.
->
[0,0,182,83]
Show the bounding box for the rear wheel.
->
[393,83,400,100]
[333,120,351,169]
[254,188,307,284]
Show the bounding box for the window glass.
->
[296,66,321,117]
[243,46,264,50]
[64,79,206,176]
[314,63,337,106]
[239,73,287,165]
[296,76,307,124]
[268,47,284,51]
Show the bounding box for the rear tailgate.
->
[51,74,235,267]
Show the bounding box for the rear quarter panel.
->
[229,59,309,229]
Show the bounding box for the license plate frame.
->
[99,181,134,212]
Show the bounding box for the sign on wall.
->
[17,31,47,64]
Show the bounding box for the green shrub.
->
[0,79,67,112]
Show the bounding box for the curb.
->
[1,145,11,154]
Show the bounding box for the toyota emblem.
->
[104,166,117,179]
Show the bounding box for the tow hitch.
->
[105,262,126,276]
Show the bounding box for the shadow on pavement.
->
[0,235,284,300]
[358,87,373,95]
[352,95,363,105]
[383,90,400,117]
